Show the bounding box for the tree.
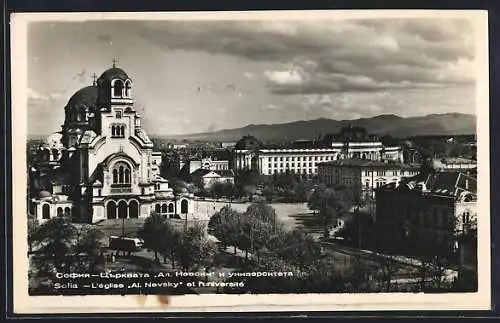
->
[176,221,217,271]
[27,214,39,254]
[292,181,308,202]
[72,224,106,272]
[159,220,181,268]
[29,217,106,289]
[209,205,242,252]
[210,182,225,200]
[138,212,167,260]
[273,230,321,271]
[308,185,349,239]
[29,217,77,271]
[221,182,235,200]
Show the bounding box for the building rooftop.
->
[378,170,477,200]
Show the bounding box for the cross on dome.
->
[112,58,118,68]
[91,73,97,85]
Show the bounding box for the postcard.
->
[11,9,490,313]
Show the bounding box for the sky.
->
[27,17,478,136]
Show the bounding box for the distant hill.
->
[155,112,476,142]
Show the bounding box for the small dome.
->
[98,67,130,84]
[235,135,262,150]
[44,132,63,149]
[39,190,52,198]
[66,86,98,108]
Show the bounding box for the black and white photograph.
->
[12,10,490,312]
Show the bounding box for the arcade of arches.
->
[105,199,189,219]
[106,200,139,219]
[42,204,75,220]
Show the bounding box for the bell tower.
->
[95,60,136,139]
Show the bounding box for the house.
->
[190,169,235,189]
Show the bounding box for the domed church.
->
[29,62,194,224]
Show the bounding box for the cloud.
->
[260,104,282,111]
[28,88,65,101]
[263,68,306,86]
[133,18,474,95]
[244,72,256,79]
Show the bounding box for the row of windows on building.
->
[155,200,189,214]
[112,80,132,98]
[111,124,126,138]
[363,170,419,176]
[268,162,320,169]
[41,204,73,219]
[266,155,336,162]
[112,162,131,184]
[267,168,318,175]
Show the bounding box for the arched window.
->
[129,200,139,218]
[57,207,63,217]
[161,204,168,214]
[118,200,127,219]
[98,189,102,196]
[64,207,71,217]
[42,204,50,219]
[119,166,124,183]
[168,203,174,213]
[107,201,117,219]
[111,124,125,138]
[181,199,188,214]
[155,204,161,214]
[125,81,132,97]
[51,148,59,161]
[124,168,130,183]
[112,162,132,185]
[112,169,118,183]
[113,80,124,97]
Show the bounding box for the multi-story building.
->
[190,169,235,189]
[181,157,235,189]
[317,159,420,200]
[28,63,194,224]
[375,170,477,257]
[440,157,477,172]
[233,126,404,176]
[185,157,230,174]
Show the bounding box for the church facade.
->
[29,64,194,224]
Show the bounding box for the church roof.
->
[235,135,262,150]
[66,85,98,108]
[98,67,130,83]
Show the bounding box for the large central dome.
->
[97,67,130,83]
[66,85,98,109]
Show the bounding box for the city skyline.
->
[28,17,478,136]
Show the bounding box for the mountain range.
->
[157,113,476,142]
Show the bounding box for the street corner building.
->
[28,64,194,224]
[375,165,477,259]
